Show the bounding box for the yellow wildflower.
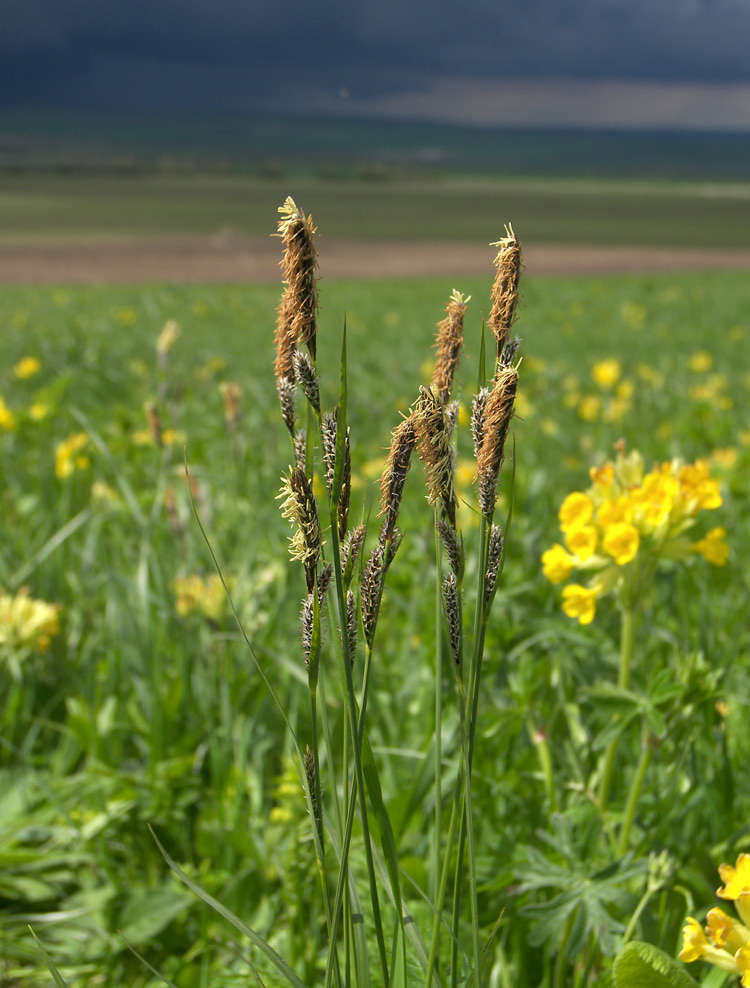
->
[13,356,41,380]
[706,908,749,953]
[602,523,640,565]
[455,458,476,490]
[541,545,576,584]
[565,525,598,561]
[616,379,635,400]
[718,854,750,914]
[559,492,594,532]
[0,397,16,431]
[678,917,708,963]
[589,463,615,493]
[712,448,737,468]
[692,528,728,566]
[689,350,713,372]
[597,497,634,528]
[173,574,228,625]
[591,358,622,388]
[0,590,61,657]
[29,402,51,421]
[156,319,180,355]
[679,461,722,512]
[561,584,598,625]
[631,472,679,530]
[577,395,602,422]
[161,428,187,446]
[55,433,90,479]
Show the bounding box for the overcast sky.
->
[5,0,750,129]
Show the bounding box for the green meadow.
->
[2,172,750,247]
[1,258,749,986]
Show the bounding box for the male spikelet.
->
[278,466,323,592]
[488,225,522,362]
[414,387,457,527]
[379,415,417,541]
[431,290,469,404]
[277,197,319,360]
[475,365,519,516]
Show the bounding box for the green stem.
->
[529,720,557,815]
[552,912,576,988]
[597,605,636,816]
[617,736,653,858]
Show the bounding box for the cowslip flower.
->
[0,590,61,677]
[0,397,16,431]
[543,444,726,623]
[173,574,228,625]
[679,854,750,985]
[591,358,622,388]
[55,432,90,479]
[13,356,41,380]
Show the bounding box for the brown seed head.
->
[437,518,463,579]
[488,225,522,362]
[485,524,505,603]
[219,381,242,430]
[379,415,417,539]
[345,588,358,666]
[342,523,367,585]
[304,744,317,814]
[338,427,351,540]
[431,290,469,403]
[293,350,320,413]
[293,429,306,472]
[475,366,518,516]
[361,543,385,647]
[274,292,297,381]
[145,400,163,448]
[300,594,314,669]
[414,387,457,527]
[442,572,462,669]
[277,197,319,360]
[277,375,296,436]
[278,465,323,591]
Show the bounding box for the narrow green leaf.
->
[149,827,307,988]
[28,926,69,988]
[10,508,91,588]
[331,322,348,504]
[614,941,701,988]
[477,320,486,391]
[120,932,182,988]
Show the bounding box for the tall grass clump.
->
[153,198,524,988]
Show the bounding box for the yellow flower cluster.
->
[0,590,61,655]
[173,574,228,625]
[542,446,726,624]
[55,432,90,479]
[680,853,750,986]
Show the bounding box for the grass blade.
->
[149,826,308,988]
[28,926,69,988]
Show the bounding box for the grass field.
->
[1,256,749,986]
[2,172,750,248]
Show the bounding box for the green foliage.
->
[0,268,748,985]
[614,941,701,988]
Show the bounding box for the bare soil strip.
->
[2,235,750,284]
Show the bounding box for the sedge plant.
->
[154,197,525,988]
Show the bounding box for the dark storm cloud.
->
[4,0,750,109]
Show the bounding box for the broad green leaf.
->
[118,884,193,943]
[614,940,701,988]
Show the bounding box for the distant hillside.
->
[2,108,749,180]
